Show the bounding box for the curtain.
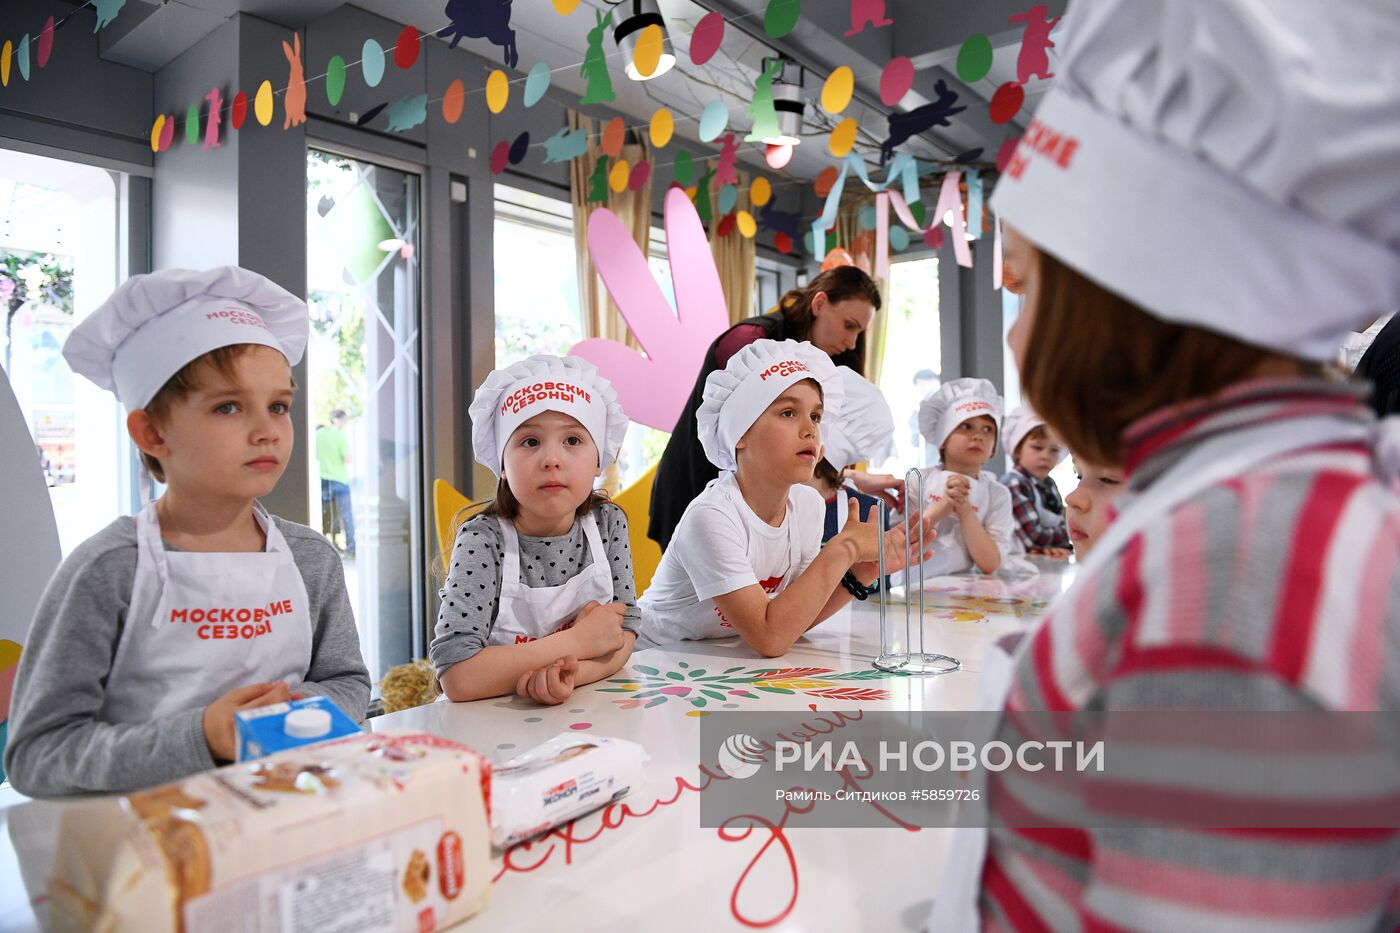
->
[569,110,653,496]
[708,165,756,325]
[569,109,653,349]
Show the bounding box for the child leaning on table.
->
[3,267,370,799]
[636,340,935,657]
[430,354,638,706]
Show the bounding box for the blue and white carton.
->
[235,694,363,761]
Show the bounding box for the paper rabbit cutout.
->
[93,0,125,31]
[203,88,223,149]
[282,33,307,129]
[570,187,730,431]
[1009,4,1060,84]
[846,0,893,36]
[579,10,616,105]
[439,0,519,68]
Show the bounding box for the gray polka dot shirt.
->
[430,503,641,677]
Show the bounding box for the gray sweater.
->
[4,515,371,799]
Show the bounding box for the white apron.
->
[892,470,1007,585]
[642,472,805,645]
[928,414,1377,931]
[100,502,313,725]
[490,512,614,644]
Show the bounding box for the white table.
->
[0,565,1074,932]
[372,566,1074,931]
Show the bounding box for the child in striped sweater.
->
[930,3,1400,930]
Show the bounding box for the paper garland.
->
[690,12,725,66]
[13,0,1047,277]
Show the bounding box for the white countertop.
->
[0,564,1075,932]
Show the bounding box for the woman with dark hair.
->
[648,265,899,549]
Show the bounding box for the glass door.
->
[0,147,130,555]
[305,149,423,690]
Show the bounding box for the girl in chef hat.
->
[932,2,1400,929]
[891,377,1021,588]
[999,405,1072,559]
[4,267,371,799]
[431,354,637,706]
[808,367,900,543]
[636,339,935,656]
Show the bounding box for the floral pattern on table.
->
[599,661,904,710]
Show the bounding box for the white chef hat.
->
[62,266,308,410]
[823,366,894,470]
[1002,405,1067,464]
[918,377,1002,450]
[991,0,1400,362]
[469,353,628,477]
[696,339,843,472]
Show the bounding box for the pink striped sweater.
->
[980,379,1400,932]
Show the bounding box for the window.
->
[874,256,942,472]
[754,257,783,313]
[1002,286,1075,498]
[0,148,131,555]
[493,186,671,491]
[306,149,424,689]
[493,185,583,368]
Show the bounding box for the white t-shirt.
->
[637,471,826,648]
[890,469,1016,585]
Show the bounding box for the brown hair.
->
[436,479,614,581]
[139,345,276,483]
[778,266,882,376]
[1012,423,1049,461]
[1021,248,1310,465]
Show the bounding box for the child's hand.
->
[873,510,939,576]
[568,600,628,657]
[515,656,578,705]
[944,475,975,516]
[833,498,884,564]
[202,681,291,762]
[846,470,906,514]
[1033,546,1073,559]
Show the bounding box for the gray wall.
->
[0,1,154,170]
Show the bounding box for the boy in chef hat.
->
[4,267,370,798]
[999,405,1071,558]
[636,339,934,656]
[808,367,901,543]
[431,354,637,705]
[892,377,1019,588]
[932,2,1400,930]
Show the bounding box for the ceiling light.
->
[616,0,677,81]
[764,57,805,146]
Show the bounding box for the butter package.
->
[235,694,363,761]
[45,731,493,932]
[491,733,647,849]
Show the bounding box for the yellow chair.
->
[614,463,663,597]
[433,478,475,560]
[434,469,662,596]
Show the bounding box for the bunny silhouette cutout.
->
[1009,4,1060,84]
[283,32,307,129]
[571,187,730,431]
